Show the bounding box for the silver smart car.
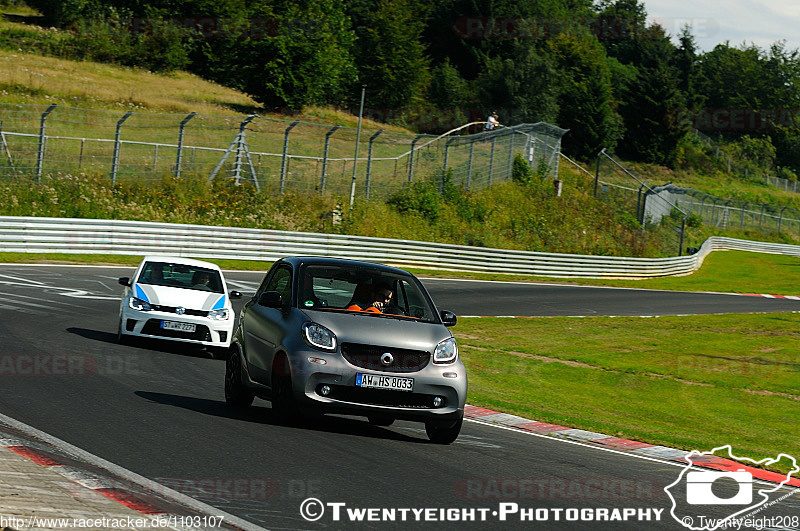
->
[224,257,467,444]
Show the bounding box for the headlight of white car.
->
[303,322,337,351]
[433,337,458,364]
[128,297,152,311]
[207,308,230,320]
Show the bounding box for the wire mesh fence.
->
[644,184,800,238]
[593,149,687,256]
[0,103,567,200]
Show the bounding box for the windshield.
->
[137,261,224,294]
[298,264,437,323]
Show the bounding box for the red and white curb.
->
[0,438,185,527]
[742,294,800,300]
[0,417,264,531]
[463,405,800,488]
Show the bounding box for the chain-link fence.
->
[644,184,800,237]
[691,129,800,194]
[593,149,687,255]
[0,103,567,200]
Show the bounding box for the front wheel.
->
[117,318,132,345]
[425,417,463,445]
[271,372,298,424]
[225,351,254,408]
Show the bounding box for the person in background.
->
[485,111,500,131]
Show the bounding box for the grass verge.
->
[455,313,800,473]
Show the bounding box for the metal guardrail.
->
[0,216,796,278]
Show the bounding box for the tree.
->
[238,0,358,109]
[352,0,431,110]
[548,31,622,159]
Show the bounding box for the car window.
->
[299,264,436,322]
[265,266,292,302]
[137,261,224,293]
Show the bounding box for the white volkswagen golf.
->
[117,256,242,356]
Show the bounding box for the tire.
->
[117,318,132,346]
[210,346,229,360]
[368,415,395,427]
[425,417,463,445]
[224,350,254,408]
[271,372,298,424]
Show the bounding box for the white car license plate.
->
[161,320,196,333]
[355,373,414,392]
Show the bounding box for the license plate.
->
[355,373,414,392]
[161,320,196,333]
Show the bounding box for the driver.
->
[347,282,393,313]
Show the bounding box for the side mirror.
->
[229,290,243,300]
[440,310,457,327]
[257,291,283,309]
[118,277,131,287]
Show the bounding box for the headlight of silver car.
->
[433,337,458,364]
[303,322,337,351]
[128,296,151,311]
[207,308,230,320]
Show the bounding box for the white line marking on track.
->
[465,417,799,493]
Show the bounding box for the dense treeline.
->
[19,0,800,174]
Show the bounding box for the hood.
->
[301,310,451,352]
[134,284,228,311]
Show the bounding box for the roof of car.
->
[140,255,223,271]
[279,256,412,275]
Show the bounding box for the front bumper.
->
[291,348,467,422]
[120,307,234,347]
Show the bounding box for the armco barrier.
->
[0,216,797,278]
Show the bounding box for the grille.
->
[151,304,208,317]
[341,343,430,373]
[321,385,443,409]
[141,319,212,341]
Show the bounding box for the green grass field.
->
[456,313,800,472]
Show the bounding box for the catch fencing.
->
[643,184,800,236]
[592,149,688,256]
[0,103,566,199]
[1,215,798,278]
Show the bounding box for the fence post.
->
[443,137,457,171]
[1,121,14,169]
[320,125,341,194]
[78,138,85,169]
[365,129,383,201]
[678,217,686,256]
[111,111,133,185]
[349,85,366,209]
[466,139,475,191]
[174,112,196,179]
[487,136,496,186]
[407,134,425,183]
[594,148,605,198]
[35,104,57,182]
[506,131,515,180]
[637,183,647,225]
[279,120,300,194]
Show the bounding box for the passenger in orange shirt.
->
[347,282,393,313]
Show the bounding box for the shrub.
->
[386,180,442,221]
[512,153,534,185]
